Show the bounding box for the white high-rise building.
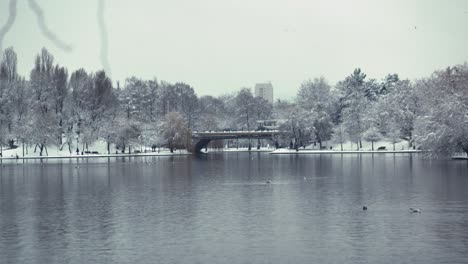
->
[254,82,274,104]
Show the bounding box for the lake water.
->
[1,153,468,264]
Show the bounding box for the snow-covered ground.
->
[272,140,419,154]
[0,141,189,160]
[271,149,419,154]
[0,139,420,159]
[197,140,418,154]
[198,140,419,154]
[311,139,413,151]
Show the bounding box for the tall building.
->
[254,82,274,104]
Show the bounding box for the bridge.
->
[191,130,284,153]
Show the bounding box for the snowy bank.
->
[0,151,190,160]
[270,140,420,154]
[308,140,413,152]
[0,141,189,160]
[270,149,421,155]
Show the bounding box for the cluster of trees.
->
[0,48,272,155]
[279,70,416,151]
[0,47,467,157]
[277,67,468,157]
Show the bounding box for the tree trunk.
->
[76,136,79,154]
[107,142,110,154]
[22,141,25,157]
[340,142,343,151]
[246,111,249,132]
[408,131,413,148]
[359,139,362,149]
[319,140,322,149]
[371,141,374,151]
[393,142,396,151]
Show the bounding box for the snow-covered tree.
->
[371,79,416,140]
[116,120,142,154]
[414,65,468,156]
[174,83,199,129]
[387,121,402,151]
[52,65,68,145]
[160,112,190,152]
[337,68,371,149]
[363,126,382,151]
[157,81,179,116]
[252,96,273,124]
[235,88,256,130]
[120,77,151,121]
[278,106,313,149]
[0,47,20,152]
[198,95,227,131]
[140,122,160,151]
[332,123,347,151]
[69,68,93,152]
[296,77,334,148]
[147,79,159,122]
[0,47,18,82]
[29,48,58,155]
[272,99,295,120]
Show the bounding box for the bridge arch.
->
[191,130,284,153]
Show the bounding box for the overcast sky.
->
[1,0,468,99]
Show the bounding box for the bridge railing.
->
[192,130,282,139]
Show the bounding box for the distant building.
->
[254,82,274,104]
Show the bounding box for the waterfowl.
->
[409,208,421,213]
[266,180,272,184]
[363,206,368,210]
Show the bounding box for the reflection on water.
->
[1,153,468,263]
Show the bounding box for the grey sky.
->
[1,0,468,99]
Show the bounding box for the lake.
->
[1,153,468,263]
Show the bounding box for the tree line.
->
[0,47,467,157]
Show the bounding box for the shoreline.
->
[0,152,190,160]
[1,149,447,160]
[270,149,421,154]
